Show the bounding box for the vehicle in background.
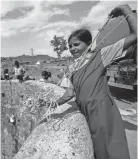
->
[96,10,137,92]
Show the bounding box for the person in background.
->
[1,75,4,80]
[39,71,60,84]
[13,60,25,82]
[39,71,49,82]
[52,4,136,159]
[13,60,35,82]
[47,71,60,84]
[3,69,13,80]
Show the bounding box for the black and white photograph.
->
[1,0,137,159]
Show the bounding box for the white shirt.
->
[14,66,25,76]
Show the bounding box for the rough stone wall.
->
[14,103,94,159]
[1,81,94,159]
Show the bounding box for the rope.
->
[44,100,58,122]
[39,98,75,132]
[78,13,132,67]
[62,12,132,80]
[58,16,113,80]
[9,79,15,123]
[91,15,113,46]
[77,12,133,91]
[96,12,132,48]
[52,109,80,131]
[14,12,133,130]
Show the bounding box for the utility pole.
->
[31,48,34,56]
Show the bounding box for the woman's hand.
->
[109,4,132,18]
[44,100,57,109]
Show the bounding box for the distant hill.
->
[1,55,57,73]
[1,55,56,64]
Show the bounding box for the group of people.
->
[1,60,61,84]
[1,60,35,82]
[1,4,137,159]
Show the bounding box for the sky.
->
[1,0,137,58]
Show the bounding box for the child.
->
[3,69,13,80]
[13,61,25,82]
[39,71,49,82]
[53,4,136,159]
[13,60,35,82]
[39,71,60,84]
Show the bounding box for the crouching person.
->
[13,60,35,83]
[13,61,25,82]
[39,71,60,84]
[3,69,13,80]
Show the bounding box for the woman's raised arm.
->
[109,4,137,51]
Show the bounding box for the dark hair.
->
[47,72,51,78]
[14,60,19,67]
[41,71,51,80]
[68,29,92,45]
[4,69,8,74]
[41,71,48,76]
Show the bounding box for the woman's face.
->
[68,37,89,59]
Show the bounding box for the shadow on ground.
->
[124,120,137,131]
[109,86,137,102]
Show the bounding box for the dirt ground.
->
[109,86,137,123]
[109,87,137,159]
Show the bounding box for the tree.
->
[50,35,68,59]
